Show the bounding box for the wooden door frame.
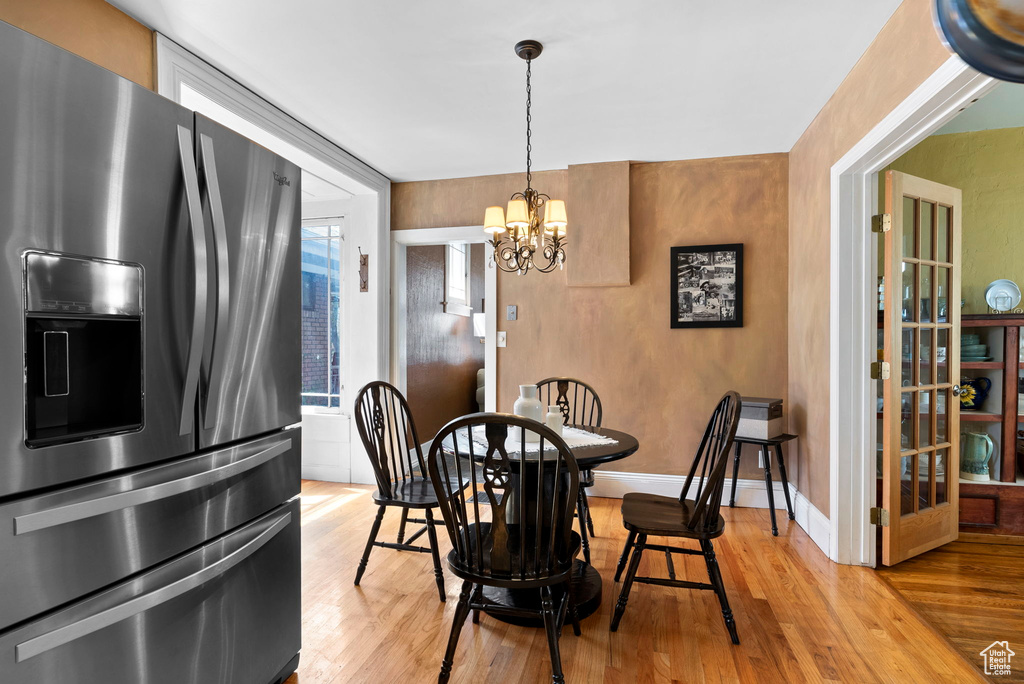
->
[390,226,498,412]
[829,56,996,566]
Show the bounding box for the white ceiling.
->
[111,0,903,182]
[934,82,1024,135]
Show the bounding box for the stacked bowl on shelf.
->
[961,333,991,362]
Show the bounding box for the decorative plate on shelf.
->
[985,279,1022,312]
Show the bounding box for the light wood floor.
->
[878,541,1024,683]
[287,480,984,683]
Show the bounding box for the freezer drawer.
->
[0,499,301,684]
[0,428,299,630]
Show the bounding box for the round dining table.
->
[451,424,639,627]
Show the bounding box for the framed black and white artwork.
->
[670,243,743,328]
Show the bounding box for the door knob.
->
[952,384,962,397]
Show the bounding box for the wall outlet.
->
[758,449,765,469]
[496,331,507,348]
[506,305,517,321]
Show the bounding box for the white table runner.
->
[469,425,618,454]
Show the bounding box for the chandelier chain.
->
[486,40,565,275]
[525,57,532,192]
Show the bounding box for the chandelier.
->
[483,40,567,275]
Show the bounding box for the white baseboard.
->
[793,490,831,557]
[301,464,351,482]
[589,470,831,558]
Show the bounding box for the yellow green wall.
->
[887,127,1024,312]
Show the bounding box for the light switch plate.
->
[507,305,518,321]
[497,331,507,347]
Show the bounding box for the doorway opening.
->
[391,227,499,434]
[875,81,1024,553]
[830,56,997,567]
[835,55,1024,681]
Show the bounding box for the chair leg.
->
[762,447,778,536]
[425,508,446,602]
[471,584,484,624]
[614,529,637,582]
[438,581,473,684]
[354,506,386,585]
[396,508,410,544]
[729,442,741,507]
[556,590,569,638]
[701,539,739,645]
[610,533,646,632]
[540,586,566,684]
[582,488,596,537]
[566,577,582,636]
[577,489,592,564]
[775,444,796,521]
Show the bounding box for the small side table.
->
[729,434,797,536]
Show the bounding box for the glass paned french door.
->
[881,171,961,566]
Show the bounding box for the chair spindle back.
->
[353,381,426,500]
[535,377,603,428]
[427,413,580,581]
[679,392,741,533]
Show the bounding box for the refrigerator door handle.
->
[177,125,208,436]
[198,133,230,431]
[13,437,292,535]
[14,510,292,663]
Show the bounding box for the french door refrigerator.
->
[0,21,302,684]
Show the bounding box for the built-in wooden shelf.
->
[959,315,1024,536]
[960,410,1003,422]
[962,361,1004,370]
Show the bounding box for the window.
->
[444,242,473,316]
[301,220,343,408]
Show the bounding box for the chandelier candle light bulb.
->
[484,206,506,234]
[484,39,567,275]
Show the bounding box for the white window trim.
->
[829,55,995,566]
[444,242,473,317]
[154,33,392,393]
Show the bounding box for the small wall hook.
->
[358,248,369,293]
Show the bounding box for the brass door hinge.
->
[872,213,892,233]
[870,507,890,527]
[870,361,891,380]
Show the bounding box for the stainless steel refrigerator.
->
[0,21,302,684]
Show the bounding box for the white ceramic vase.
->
[513,384,543,443]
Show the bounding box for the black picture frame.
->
[670,243,743,328]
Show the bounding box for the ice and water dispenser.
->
[24,252,144,447]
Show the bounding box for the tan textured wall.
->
[0,0,154,89]
[788,0,952,512]
[887,127,1024,312]
[393,155,789,478]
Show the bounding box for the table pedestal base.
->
[480,560,602,627]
